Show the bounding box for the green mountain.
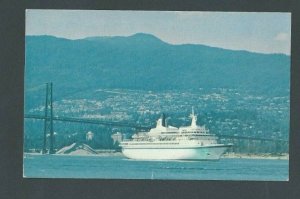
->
[25,33,290,98]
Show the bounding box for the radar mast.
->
[190,107,197,127]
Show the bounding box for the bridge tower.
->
[42,82,55,154]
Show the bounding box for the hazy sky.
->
[26,10,291,55]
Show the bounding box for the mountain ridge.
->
[27,33,290,56]
[25,33,290,98]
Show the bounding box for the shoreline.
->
[222,153,289,160]
[24,151,124,157]
[24,152,289,160]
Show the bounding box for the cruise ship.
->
[120,109,232,160]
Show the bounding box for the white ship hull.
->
[122,145,231,160]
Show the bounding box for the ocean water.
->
[23,154,288,181]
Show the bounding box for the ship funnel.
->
[161,113,166,127]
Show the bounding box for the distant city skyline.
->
[26,10,291,55]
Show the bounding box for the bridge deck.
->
[24,114,288,143]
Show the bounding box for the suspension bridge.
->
[24,83,288,154]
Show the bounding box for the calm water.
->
[23,154,288,181]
